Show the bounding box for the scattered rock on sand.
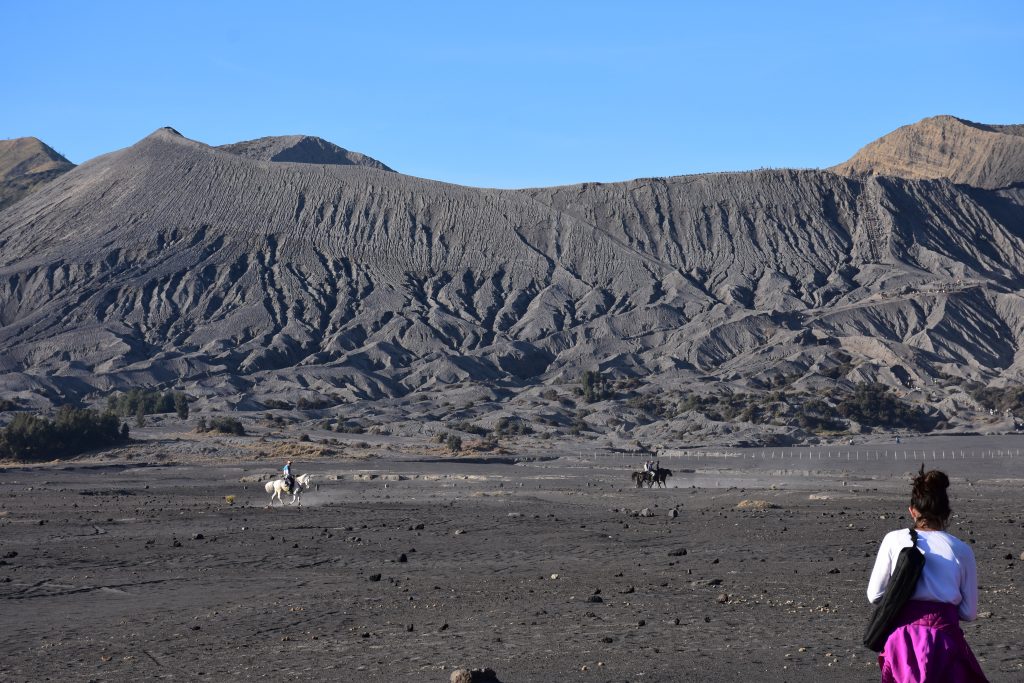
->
[736,500,779,511]
[639,508,654,517]
[449,668,499,682]
[668,547,687,557]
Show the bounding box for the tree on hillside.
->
[580,370,613,403]
[174,393,189,420]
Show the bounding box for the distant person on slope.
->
[282,460,294,494]
[866,466,986,682]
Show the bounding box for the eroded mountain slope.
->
[0,137,74,211]
[0,124,1023,433]
[832,115,1024,190]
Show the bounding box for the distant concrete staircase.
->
[853,179,890,264]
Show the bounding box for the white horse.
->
[265,473,313,506]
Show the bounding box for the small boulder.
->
[638,508,654,518]
[736,500,778,511]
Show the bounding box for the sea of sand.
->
[2,427,1022,682]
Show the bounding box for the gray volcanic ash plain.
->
[1,434,1022,681]
[2,117,1024,445]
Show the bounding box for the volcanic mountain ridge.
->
[1,117,1023,443]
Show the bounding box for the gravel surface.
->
[1,436,1021,681]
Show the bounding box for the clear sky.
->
[4,1,1022,188]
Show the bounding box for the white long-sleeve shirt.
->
[867,528,978,621]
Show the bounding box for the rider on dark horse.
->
[282,460,294,494]
[642,459,657,485]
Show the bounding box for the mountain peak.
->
[0,137,75,211]
[0,137,74,182]
[216,135,393,172]
[831,115,1024,189]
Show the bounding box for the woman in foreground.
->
[867,467,987,682]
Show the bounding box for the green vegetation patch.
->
[0,407,128,461]
[107,389,188,419]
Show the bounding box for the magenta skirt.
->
[879,600,987,683]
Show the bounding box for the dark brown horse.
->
[631,470,653,488]
[651,467,672,488]
[632,469,672,488]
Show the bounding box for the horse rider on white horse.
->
[282,460,295,494]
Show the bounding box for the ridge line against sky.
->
[3,1,1022,189]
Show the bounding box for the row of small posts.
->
[652,449,1022,461]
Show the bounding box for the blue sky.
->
[4,1,1022,188]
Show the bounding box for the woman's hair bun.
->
[911,466,952,528]
[922,469,949,491]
